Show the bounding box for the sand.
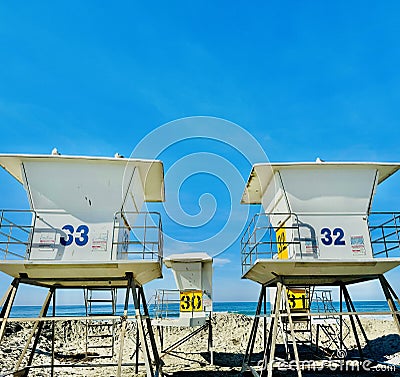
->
[1,313,400,376]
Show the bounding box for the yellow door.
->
[276,223,288,259]
[286,288,309,312]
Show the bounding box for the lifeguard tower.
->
[0,153,165,377]
[153,253,213,363]
[240,161,400,376]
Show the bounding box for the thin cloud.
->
[213,257,231,267]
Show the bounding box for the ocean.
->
[9,301,392,318]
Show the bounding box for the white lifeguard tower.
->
[153,253,213,363]
[0,153,165,377]
[240,161,400,377]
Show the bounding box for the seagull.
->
[315,157,325,163]
[114,153,124,158]
[51,148,61,155]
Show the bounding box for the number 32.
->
[320,227,345,246]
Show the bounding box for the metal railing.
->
[152,289,181,319]
[369,212,400,258]
[0,209,163,263]
[311,289,338,315]
[152,289,208,319]
[113,211,163,262]
[241,211,400,274]
[0,210,35,260]
[241,212,302,274]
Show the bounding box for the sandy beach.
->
[1,313,400,376]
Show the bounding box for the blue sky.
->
[1,1,400,305]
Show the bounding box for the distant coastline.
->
[10,300,393,318]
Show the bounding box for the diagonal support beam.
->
[340,283,363,359]
[0,278,20,342]
[139,286,163,374]
[242,284,266,371]
[379,275,400,335]
[263,283,283,377]
[342,284,370,355]
[281,282,302,377]
[20,287,54,377]
[117,274,132,377]
[15,288,54,372]
[131,279,154,377]
[380,275,400,309]
[162,320,209,355]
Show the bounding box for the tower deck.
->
[242,258,400,286]
[0,259,162,287]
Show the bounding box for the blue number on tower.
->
[333,228,346,245]
[60,224,89,247]
[60,224,74,246]
[75,225,89,246]
[320,228,332,246]
[320,227,346,246]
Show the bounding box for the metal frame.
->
[0,209,36,260]
[0,209,163,264]
[153,289,181,319]
[0,274,162,377]
[84,287,117,358]
[153,289,212,319]
[241,211,400,274]
[152,288,214,365]
[113,211,163,262]
[369,212,400,257]
[241,275,400,377]
[311,289,351,351]
[241,212,302,274]
[158,318,213,365]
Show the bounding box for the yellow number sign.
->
[180,290,203,312]
[276,223,288,259]
[287,288,309,312]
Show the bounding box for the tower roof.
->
[0,153,165,203]
[241,161,400,204]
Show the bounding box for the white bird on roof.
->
[316,157,325,163]
[51,148,60,156]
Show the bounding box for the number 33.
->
[60,224,89,246]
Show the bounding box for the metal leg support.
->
[131,281,154,377]
[241,284,266,373]
[379,275,400,335]
[340,283,363,359]
[0,278,20,342]
[21,287,54,377]
[207,314,214,365]
[135,319,140,374]
[262,283,283,377]
[15,289,54,372]
[139,286,163,376]
[281,282,302,377]
[51,289,56,377]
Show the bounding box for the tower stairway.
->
[281,287,313,358]
[84,288,117,358]
[312,289,350,352]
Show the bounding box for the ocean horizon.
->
[9,300,393,318]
